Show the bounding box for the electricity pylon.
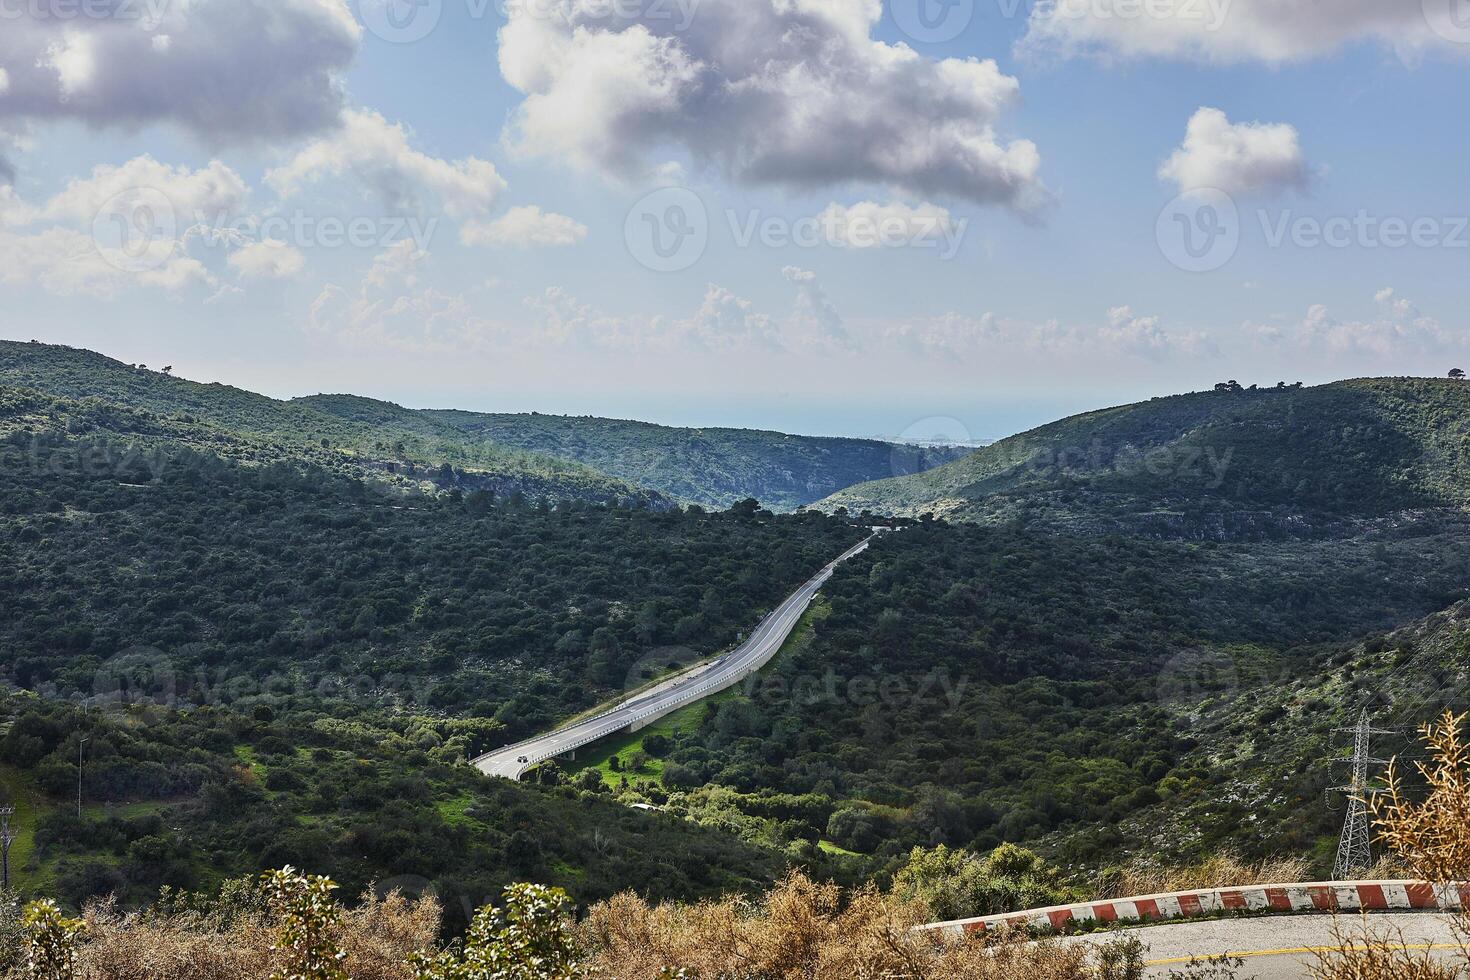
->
[0,806,13,891]
[1331,709,1394,880]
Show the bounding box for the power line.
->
[1329,709,1395,880]
[0,805,14,892]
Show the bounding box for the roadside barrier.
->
[918,881,1470,939]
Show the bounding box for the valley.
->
[4,350,1470,977]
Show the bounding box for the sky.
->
[0,0,1467,441]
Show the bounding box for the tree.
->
[1451,369,1465,380]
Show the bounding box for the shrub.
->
[410,884,581,980]
[262,867,348,980]
[20,899,87,980]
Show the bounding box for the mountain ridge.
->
[820,377,1470,537]
[0,339,963,511]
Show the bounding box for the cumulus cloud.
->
[38,155,249,226]
[461,205,588,248]
[267,109,506,221]
[1160,108,1310,196]
[228,240,306,280]
[782,266,854,352]
[309,242,505,350]
[498,0,1046,210]
[0,0,358,143]
[1251,288,1451,355]
[1022,0,1460,64]
[1100,304,1214,357]
[0,154,248,297]
[882,305,1211,359]
[0,226,215,297]
[686,284,781,350]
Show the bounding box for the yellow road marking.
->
[1147,944,1465,966]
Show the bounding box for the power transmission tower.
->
[1330,709,1394,880]
[0,805,14,891]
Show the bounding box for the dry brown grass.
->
[1374,711,1470,884]
[1307,915,1470,980]
[1099,852,1312,899]
[579,871,1141,980]
[4,884,440,980]
[1310,710,1470,980]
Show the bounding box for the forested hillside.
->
[0,414,861,736]
[0,690,789,928]
[0,341,963,512]
[409,407,967,510]
[822,379,1470,536]
[0,371,864,914]
[0,341,661,508]
[577,516,1470,876]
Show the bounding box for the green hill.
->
[286,399,967,511]
[821,379,1470,535]
[0,341,961,511]
[0,341,668,508]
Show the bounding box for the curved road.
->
[473,534,876,781]
[1064,913,1465,978]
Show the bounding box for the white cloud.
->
[0,155,244,298]
[0,66,11,96]
[309,242,504,351]
[461,205,588,248]
[1252,288,1452,355]
[1101,305,1212,357]
[0,0,358,144]
[687,285,781,351]
[0,226,215,297]
[1022,0,1459,64]
[498,0,1046,210]
[38,156,249,226]
[883,306,1211,360]
[267,109,506,222]
[782,266,854,352]
[1160,108,1309,196]
[228,240,306,280]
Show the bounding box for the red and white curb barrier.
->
[918,882,1470,939]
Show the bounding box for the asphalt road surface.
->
[472,534,875,781]
[1064,913,1465,978]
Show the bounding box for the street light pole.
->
[77,737,90,819]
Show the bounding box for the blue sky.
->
[1,0,1466,440]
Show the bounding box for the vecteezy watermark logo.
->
[91,187,178,274]
[0,0,171,28]
[891,0,976,43]
[888,416,975,479]
[623,646,702,693]
[92,647,177,720]
[1423,0,1470,44]
[1156,649,1238,706]
[358,0,442,43]
[625,187,709,273]
[1156,187,1239,273]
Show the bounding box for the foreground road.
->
[473,534,875,781]
[1064,913,1464,978]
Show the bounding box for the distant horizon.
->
[6,333,1460,448]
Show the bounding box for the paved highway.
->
[472,534,876,781]
[1064,913,1465,978]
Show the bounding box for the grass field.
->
[0,764,46,894]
